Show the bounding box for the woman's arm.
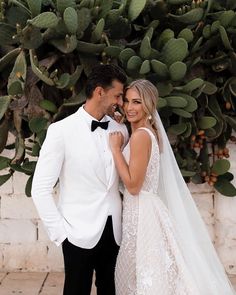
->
[109,129,151,195]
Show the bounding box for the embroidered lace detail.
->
[141,129,160,194]
[115,128,199,295]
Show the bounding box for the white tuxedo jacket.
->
[31,107,128,248]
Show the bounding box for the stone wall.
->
[0,137,235,273]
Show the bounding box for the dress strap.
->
[137,127,156,140]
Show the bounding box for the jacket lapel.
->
[75,111,108,187]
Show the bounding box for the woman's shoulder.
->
[130,128,152,146]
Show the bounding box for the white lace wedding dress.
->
[115,128,200,295]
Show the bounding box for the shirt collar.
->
[78,105,107,127]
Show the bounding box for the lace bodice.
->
[123,127,160,193]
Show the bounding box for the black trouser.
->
[62,216,119,295]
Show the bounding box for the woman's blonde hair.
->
[126,79,162,151]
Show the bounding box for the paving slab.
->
[0,272,235,295]
[39,272,64,295]
[0,272,46,295]
[0,272,7,283]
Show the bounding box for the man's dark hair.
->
[85,64,127,99]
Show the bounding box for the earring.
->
[148,115,152,120]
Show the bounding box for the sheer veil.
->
[155,111,235,294]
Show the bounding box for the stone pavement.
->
[0,272,235,294]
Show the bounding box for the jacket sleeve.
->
[31,123,67,246]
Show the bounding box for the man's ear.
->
[94,86,104,97]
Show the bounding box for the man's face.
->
[100,80,124,117]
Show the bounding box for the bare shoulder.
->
[130,129,151,146]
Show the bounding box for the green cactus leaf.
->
[50,35,77,53]
[183,122,192,138]
[26,0,42,17]
[181,94,198,112]
[7,51,27,96]
[165,96,188,108]
[77,41,105,54]
[0,119,9,153]
[198,116,217,129]
[127,55,142,71]
[0,156,11,170]
[128,0,146,21]
[149,49,160,60]
[156,82,173,97]
[7,81,22,96]
[39,100,58,113]
[204,128,217,138]
[169,8,204,25]
[6,6,29,27]
[172,108,192,118]
[109,16,131,39]
[0,48,21,72]
[67,65,83,88]
[145,27,154,40]
[0,96,11,121]
[28,12,59,29]
[219,10,235,28]
[161,38,188,66]
[180,170,196,177]
[139,36,151,59]
[57,0,76,14]
[191,37,203,53]
[151,60,169,78]
[21,161,37,174]
[177,28,193,43]
[104,46,122,57]
[157,98,167,109]
[217,172,234,182]
[25,175,33,197]
[64,7,78,34]
[91,18,105,43]
[8,0,31,15]
[56,73,70,89]
[0,23,17,45]
[78,0,91,8]
[203,25,211,39]
[181,78,204,92]
[119,48,136,65]
[77,8,91,33]
[214,178,236,197]
[219,25,233,50]
[21,26,43,49]
[29,117,48,133]
[107,5,125,26]
[167,0,188,3]
[139,60,150,74]
[169,61,187,81]
[29,50,54,86]
[156,29,174,50]
[168,123,187,135]
[224,115,236,131]
[212,159,230,176]
[202,81,218,95]
[32,142,40,157]
[0,174,12,186]
[211,20,221,34]
[98,0,113,19]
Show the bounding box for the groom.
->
[31,64,128,295]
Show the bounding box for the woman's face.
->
[123,88,147,124]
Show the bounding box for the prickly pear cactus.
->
[0,0,236,197]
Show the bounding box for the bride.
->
[109,79,235,295]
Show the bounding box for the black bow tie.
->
[91,120,109,132]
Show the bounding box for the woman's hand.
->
[109,131,124,152]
